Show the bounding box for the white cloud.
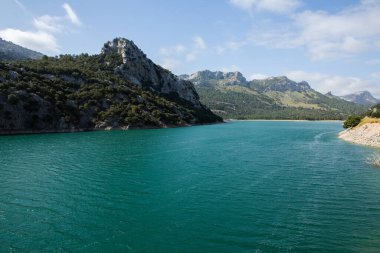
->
[186,36,207,61]
[216,40,248,54]
[161,58,181,70]
[186,51,198,62]
[33,15,64,33]
[159,44,186,56]
[62,3,81,26]
[193,36,206,49]
[250,73,269,80]
[0,28,59,52]
[249,1,380,60]
[230,0,301,13]
[221,64,241,72]
[174,44,186,54]
[13,0,29,14]
[366,59,380,65]
[159,36,207,68]
[286,70,380,97]
[0,2,82,53]
[371,72,380,79]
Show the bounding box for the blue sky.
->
[1,0,380,97]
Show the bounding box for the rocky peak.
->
[101,38,146,64]
[249,76,311,93]
[341,90,379,105]
[101,38,201,107]
[180,70,247,86]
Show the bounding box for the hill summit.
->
[340,91,379,105]
[0,38,221,134]
[102,38,201,107]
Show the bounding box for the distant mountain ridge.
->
[340,91,379,105]
[180,70,247,87]
[0,38,44,61]
[180,70,367,120]
[248,76,311,93]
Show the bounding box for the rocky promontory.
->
[339,120,380,148]
[0,38,222,134]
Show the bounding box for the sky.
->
[0,0,380,97]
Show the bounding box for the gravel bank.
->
[339,123,380,148]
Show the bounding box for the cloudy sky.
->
[1,0,380,97]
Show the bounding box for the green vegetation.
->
[343,116,363,128]
[185,72,368,120]
[343,103,380,128]
[0,53,220,132]
[196,86,367,120]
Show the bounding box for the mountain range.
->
[0,38,221,134]
[340,91,379,105]
[0,38,44,61]
[180,71,368,120]
[0,38,375,128]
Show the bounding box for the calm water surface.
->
[1,121,380,252]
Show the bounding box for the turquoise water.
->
[1,121,380,252]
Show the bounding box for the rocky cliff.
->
[340,91,379,105]
[180,70,247,87]
[248,76,311,93]
[0,38,221,134]
[103,38,201,107]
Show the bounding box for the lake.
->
[1,121,380,252]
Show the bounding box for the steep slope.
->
[0,38,221,134]
[340,91,379,105]
[102,38,201,106]
[0,38,44,61]
[181,70,367,120]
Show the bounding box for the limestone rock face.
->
[340,91,379,105]
[249,76,312,93]
[102,38,201,107]
[180,70,247,87]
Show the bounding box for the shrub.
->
[343,115,362,129]
[7,94,19,105]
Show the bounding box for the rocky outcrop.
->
[181,71,311,92]
[180,70,247,87]
[0,38,222,135]
[102,38,201,107]
[181,70,366,120]
[339,123,380,148]
[249,76,311,93]
[340,91,379,105]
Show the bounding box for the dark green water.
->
[1,121,380,253]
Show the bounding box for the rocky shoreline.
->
[339,123,380,148]
[0,121,226,136]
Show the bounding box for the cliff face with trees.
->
[0,38,221,134]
